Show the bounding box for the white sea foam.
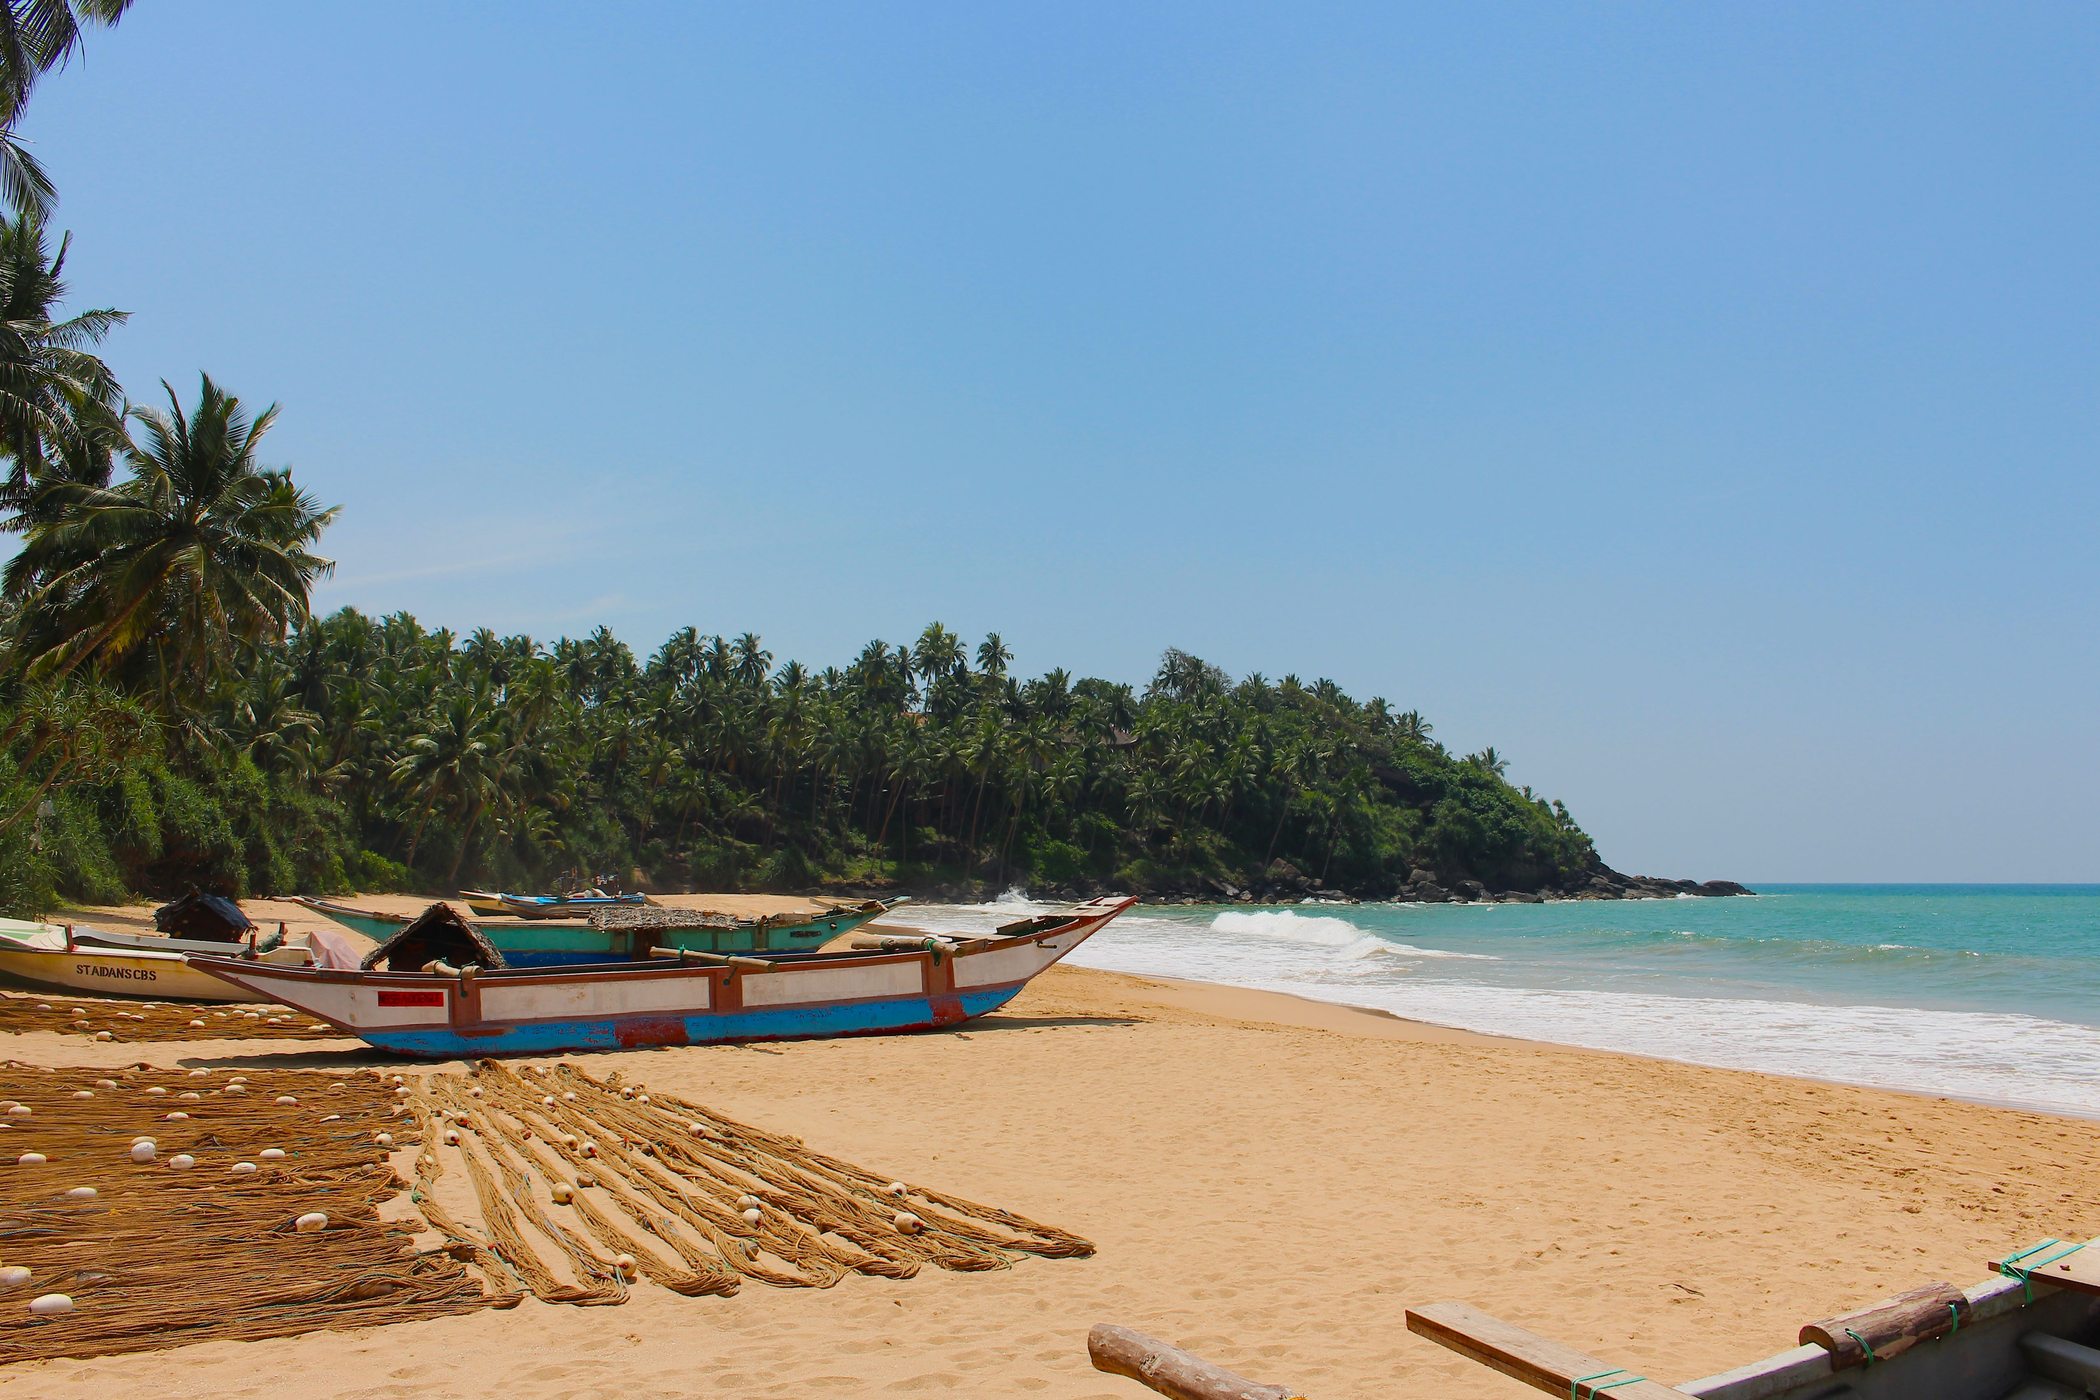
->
[1210,910,1497,961]
[886,900,2100,1118]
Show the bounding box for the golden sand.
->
[7,910,2097,1398]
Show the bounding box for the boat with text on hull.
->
[187,895,1134,1057]
[0,919,317,1003]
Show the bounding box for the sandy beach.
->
[1,900,2092,1400]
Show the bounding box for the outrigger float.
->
[457,889,652,920]
[289,894,905,964]
[187,896,1133,1057]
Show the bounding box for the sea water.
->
[887,886,2100,1118]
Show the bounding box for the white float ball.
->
[27,1292,72,1315]
[259,1148,286,1161]
[162,1112,188,1122]
[541,1095,556,1107]
[91,1031,112,1042]
[168,1154,195,1171]
[742,1206,763,1227]
[16,1153,45,1166]
[69,1090,90,1100]
[550,1181,574,1204]
[187,1020,205,1029]
[0,1265,28,1286]
[5,1106,29,1117]
[294,1211,327,1233]
[886,1180,908,1197]
[129,1141,155,1163]
[442,1128,460,1146]
[229,1162,257,1175]
[144,1087,165,1096]
[373,1133,393,1148]
[63,1186,95,1200]
[222,1086,247,1097]
[274,1096,297,1106]
[894,1211,924,1235]
[613,1252,637,1277]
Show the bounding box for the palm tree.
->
[0,213,124,511]
[2,374,336,703]
[0,1,136,218]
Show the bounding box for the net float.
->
[229,1162,257,1175]
[27,1292,72,1315]
[168,1154,196,1170]
[294,1211,327,1233]
[16,1153,46,1166]
[894,1211,924,1235]
[260,1148,287,1160]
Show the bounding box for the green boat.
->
[289,895,904,966]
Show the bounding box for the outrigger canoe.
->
[187,896,1134,1057]
[289,894,905,964]
[0,919,316,1003]
[458,890,653,920]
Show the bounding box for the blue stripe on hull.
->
[360,987,1023,1058]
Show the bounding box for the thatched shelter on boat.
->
[152,891,254,941]
[361,903,509,972]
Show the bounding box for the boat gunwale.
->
[187,898,1130,992]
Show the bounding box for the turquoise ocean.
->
[889,886,2100,1118]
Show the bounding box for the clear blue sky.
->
[23,3,2099,881]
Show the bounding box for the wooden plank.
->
[1990,1238,2100,1299]
[1798,1282,1968,1368]
[1086,1324,1301,1400]
[1405,1302,1692,1399]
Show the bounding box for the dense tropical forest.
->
[0,2,1627,913]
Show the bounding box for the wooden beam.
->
[1799,1282,1968,1369]
[1991,1238,2100,1300]
[1086,1324,1302,1400]
[1405,1302,1691,1399]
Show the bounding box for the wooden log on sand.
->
[1799,1281,1971,1369]
[1087,1324,1303,1400]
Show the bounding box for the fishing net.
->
[0,1061,487,1363]
[0,1055,1093,1362]
[0,990,337,1043]
[403,1060,1094,1306]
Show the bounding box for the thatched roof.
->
[589,905,746,933]
[153,891,255,942]
[361,903,509,972]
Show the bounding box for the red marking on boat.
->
[377,990,445,1008]
[929,993,966,1027]
[614,1016,686,1048]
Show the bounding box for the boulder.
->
[1696,880,1752,897]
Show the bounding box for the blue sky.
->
[23,3,2099,881]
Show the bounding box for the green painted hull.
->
[489,906,890,966]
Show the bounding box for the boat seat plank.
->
[1991,1239,2100,1300]
[1406,1303,1693,1398]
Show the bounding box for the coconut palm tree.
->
[0,213,123,511]
[0,1,136,218]
[2,373,336,705]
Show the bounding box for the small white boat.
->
[0,919,315,1003]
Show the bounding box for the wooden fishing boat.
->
[458,889,653,920]
[1088,1239,2100,1400]
[1405,1236,2100,1400]
[290,894,905,963]
[288,894,410,941]
[186,895,1135,1057]
[0,919,316,1003]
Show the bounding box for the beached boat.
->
[1404,1237,2100,1400]
[458,889,652,920]
[1090,1240,2100,1400]
[185,895,1134,1056]
[0,919,317,1002]
[289,894,905,963]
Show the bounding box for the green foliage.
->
[8,610,1590,902]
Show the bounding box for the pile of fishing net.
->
[0,1061,484,1362]
[0,990,337,1043]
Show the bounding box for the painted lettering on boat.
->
[376,990,445,1008]
[75,963,156,982]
